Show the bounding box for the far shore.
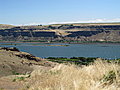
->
[0,41,120,45]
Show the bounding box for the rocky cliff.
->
[0,23,120,42]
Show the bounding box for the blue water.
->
[0,42,120,59]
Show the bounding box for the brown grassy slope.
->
[0,50,33,77]
[0,24,15,29]
[51,22,120,26]
[0,49,34,90]
[0,48,56,90]
[0,48,56,77]
[89,31,120,41]
[1,23,120,29]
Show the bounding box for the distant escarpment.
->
[0,23,120,42]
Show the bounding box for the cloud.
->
[48,18,120,25]
[17,22,46,26]
[16,18,120,26]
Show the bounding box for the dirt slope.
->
[0,47,56,90]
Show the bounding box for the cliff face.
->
[65,31,120,41]
[0,23,120,42]
[0,31,57,37]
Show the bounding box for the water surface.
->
[0,42,120,59]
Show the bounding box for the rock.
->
[0,47,20,52]
[14,52,41,62]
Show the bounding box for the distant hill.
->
[0,23,120,42]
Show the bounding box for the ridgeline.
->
[0,23,120,43]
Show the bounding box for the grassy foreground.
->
[26,59,120,90]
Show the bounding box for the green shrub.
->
[12,71,21,75]
[48,57,96,65]
[102,70,116,84]
[12,77,25,82]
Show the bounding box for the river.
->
[0,42,120,59]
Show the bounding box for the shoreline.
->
[0,41,120,45]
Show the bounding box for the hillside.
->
[0,48,120,90]
[0,24,15,29]
[0,23,120,42]
[0,47,56,90]
[0,47,55,77]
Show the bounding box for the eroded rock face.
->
[0,47,20,52]
[15,52,41,62]
[1,24,120,42]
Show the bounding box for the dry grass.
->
[27,59,120,90]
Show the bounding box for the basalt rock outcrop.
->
[0,47,20,52]
[0,23,120,42]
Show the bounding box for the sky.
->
[0,0,120,25]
